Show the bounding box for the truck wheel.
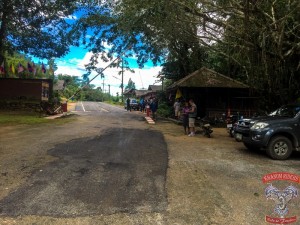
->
[266,136,292,160]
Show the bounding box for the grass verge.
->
[0,111,76,126]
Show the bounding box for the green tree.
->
[213,0,300,107]
[0,0,79,63]
[3,52,57,79]
[125,78,136,90]
[71,0,210,79]
[55,74,82,100]
[70,0,299,107]
[82,87,103,101]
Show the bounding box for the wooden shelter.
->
[123,88,135,98]
[141,85,162,100]
[148,85,162,92]
[135,89,148,98]
[168,67,257,119]
[124,85,163,100]
[0,78,53,102]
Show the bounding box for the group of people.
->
[174,99,197,137]
[141,98,158,119]
[126,96,197,135]
[126,97,158,120]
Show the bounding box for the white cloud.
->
[55,52,162,96]
[55,65,84,77]
[69,58,83,65]
[92,66,162,96]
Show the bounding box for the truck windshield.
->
[269,105,300,118]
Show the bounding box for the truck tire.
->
[266,136,293,160]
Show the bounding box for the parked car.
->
[124,98,139,110]
[234,104,300,160]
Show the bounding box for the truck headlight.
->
[251,122,269,130]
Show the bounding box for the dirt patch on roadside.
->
[151,122,238,224]
[151,120,300,225]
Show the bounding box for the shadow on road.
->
[0,128,168,217]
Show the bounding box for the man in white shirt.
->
[173,99,181,119]
[188,99,197,136]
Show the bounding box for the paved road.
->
[0,102,168,217]
[74,101,118,113]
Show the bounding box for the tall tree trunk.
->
[0,0,9,63]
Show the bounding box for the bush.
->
[157,102,173,118]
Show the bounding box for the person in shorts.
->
[188,99,197,136]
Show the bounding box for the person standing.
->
[126,97,131,111]
[139,98,144,112]
[173,99,181,119]
[188,99,197,136]
[182,101,190,135]
[150,98,158,120]
[145,99,150,116]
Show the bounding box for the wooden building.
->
[0,78,53,102]
[123,85,162,100]
[123,88,135,98]
[167,67,257,119]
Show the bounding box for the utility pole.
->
[121,58,124,103]
[161,75,165,91]
[108,84,110,100]
[102,80,105,102]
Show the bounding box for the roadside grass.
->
[0,111,76,126]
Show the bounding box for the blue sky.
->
[54,48,162,96]
[52,10,162,96]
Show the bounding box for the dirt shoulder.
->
[151,120,300,225]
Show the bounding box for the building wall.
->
[0,78,53,102]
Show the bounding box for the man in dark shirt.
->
[150,98,158,120]
[126,98,131,111]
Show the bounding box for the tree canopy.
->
[1,0,299,107]
[55,74,114,102]
[71,0,299,106]
[0,0,79,62]
[125,78,135,90]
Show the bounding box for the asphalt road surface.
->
[0,102,168,217]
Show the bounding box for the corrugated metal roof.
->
[135,89,148,97]
[148,85,162,91]
[168,67,248,89]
